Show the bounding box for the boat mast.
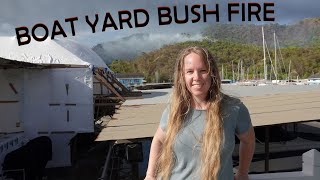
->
[241,60,244,81]
[288,60,291,81]
[232,60,235,82]
[221,64,224,79]
[262,26,267,80]
[237,60,240,81]
[274,31,278,82]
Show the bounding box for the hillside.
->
[94,18,320,81]
[202,18,320,47]
[108,40,320,82]
[92,33,202,64]
[93,18,320,65]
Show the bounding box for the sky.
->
[1,0,320,48]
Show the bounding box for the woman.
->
[145,46,255,180]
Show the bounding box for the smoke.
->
[93,32,204,63]
[104,32,203,51]
[0,22,14,36]
[1,0,320,46]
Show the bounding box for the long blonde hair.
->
[157,46,223,180]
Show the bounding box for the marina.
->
[1,26,320,180]
[1,53,319,179]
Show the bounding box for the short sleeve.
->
[159,107,169,132]
[236,102,252,135]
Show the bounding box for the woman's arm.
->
[145,127,166,180]
[235,125,255,180]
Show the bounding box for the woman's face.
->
[183,52,211,102]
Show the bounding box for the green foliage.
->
[109,40,320,82]
[108,59,135,73]
[109,18,320,82]
[202,18,320,48]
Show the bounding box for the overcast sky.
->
[1,0,319,47]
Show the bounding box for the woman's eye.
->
[186,71,193,74]
[201,70,208,73]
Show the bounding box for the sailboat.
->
[259,27,290,86]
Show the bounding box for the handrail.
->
[98,141,116,180]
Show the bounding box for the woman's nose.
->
[193,71,201,80]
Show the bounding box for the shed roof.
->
[0,58,44,69]
[0,36,107,68]
[95,89,320,141]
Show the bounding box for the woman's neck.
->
[191,98,208,110]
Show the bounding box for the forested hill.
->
[93,18,320,65]
[203,18,320,47]
[109,40,320,82]
[104,18,320,82]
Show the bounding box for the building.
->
[116,73,145,89]
[0,36,127,179]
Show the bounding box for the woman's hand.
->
[144,174,156,180]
